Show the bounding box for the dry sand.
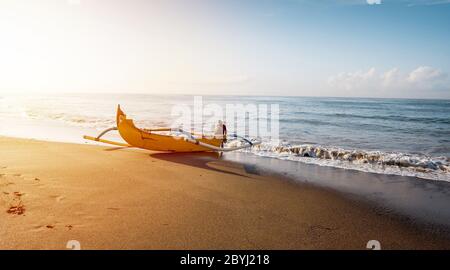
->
[0,136,449,249]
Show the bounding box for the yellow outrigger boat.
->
[83,105,260,152]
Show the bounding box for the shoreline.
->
[1,136,449,249]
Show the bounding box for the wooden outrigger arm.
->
[83,127,131,147]
[183,133,260,152]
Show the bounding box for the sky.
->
[0,0,449,98]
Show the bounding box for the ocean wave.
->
[25,109,115,129]
[234,141,450,182]
[24,108,174,130]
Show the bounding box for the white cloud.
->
[328,66,449,97]
[381,68,400,86]
[328,67,377,91]
[367,0,382,4]
[407,66,446,83]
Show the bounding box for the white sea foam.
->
[235,141,450,182]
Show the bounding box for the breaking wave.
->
[236,141,450,182]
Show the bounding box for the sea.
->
[1,93,449,183]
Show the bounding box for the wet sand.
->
[227,152,450,231]
[1,136,449,249]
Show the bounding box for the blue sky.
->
[0,0,449,98]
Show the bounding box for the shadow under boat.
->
[149,152,258,178]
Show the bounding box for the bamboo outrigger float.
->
[83,105,260,152]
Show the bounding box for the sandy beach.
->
[0,136,449,250]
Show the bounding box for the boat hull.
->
[116,106,223,152]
